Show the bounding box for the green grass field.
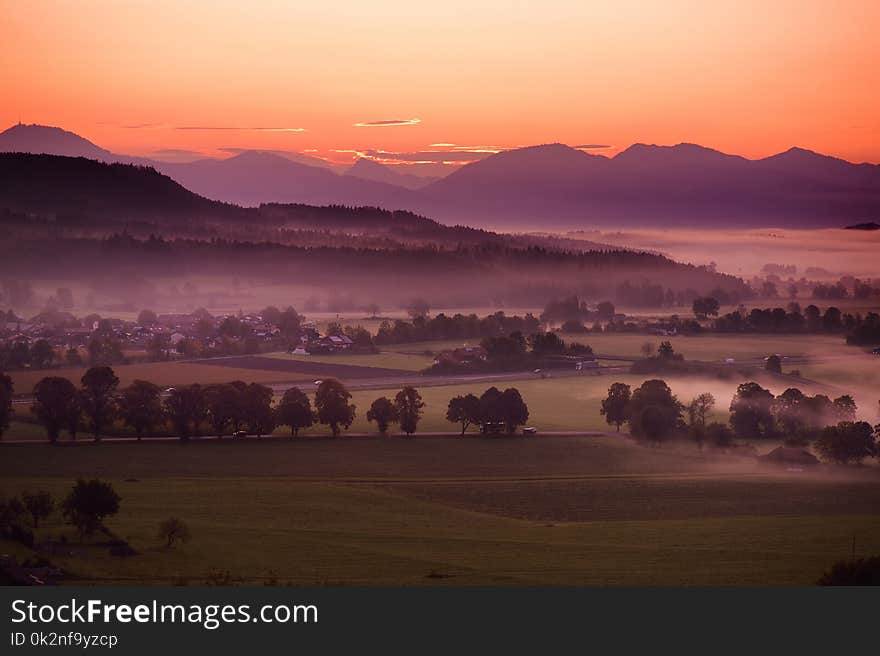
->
[7,360,315,395]
[263,350,434,371]
[2,436,878,585]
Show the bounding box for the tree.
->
[22,491,54,529]
[164,384,207,440]
[315,378,356,437]
[65,348,83,366]
[118,380,163,440]
[627,379,683,444]
[692,296,720,319]
[446,394,480,435]
[817,556,880,585]
[706,422,734,449]
[528,331,566,356]
[499,387,529,434]
[278,306,302,340]
[596,301,615,320]
[657,341,676,359]
[158,517,191,548]
[146,334,171,361]
[276,387,314,437]
[832,395,857,423]
[405,298,430,318]
[640,342,655,359]
[80,366,120,440]
[395,386,425,436]
[62,479,120,540]
[814,421,877,464]
[244,383,275,437]
[765,354,782,374]
[729,381,775,439]
[478,387,504,433]
[367,397,399,435]
[204,383,240,438]
[0,497,31,545]
[87,335,124,366]
[774,387,807,436]
[137,309,159,325]
[29,339,55,368]
[32,377,80,442]
[0,372,12,440]
[688,393,715,428]
[600,382,631,431]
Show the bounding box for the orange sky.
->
[2,0,879,167]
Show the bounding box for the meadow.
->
[2,437,878,585]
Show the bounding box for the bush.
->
[817,556,880,585]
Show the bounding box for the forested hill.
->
[0,152,248,221]
[0,153,612,251]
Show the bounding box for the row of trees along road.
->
[3,367,531,440]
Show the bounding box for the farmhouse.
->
[759,447,820,467]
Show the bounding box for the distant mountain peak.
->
[0,123,112,160]
[345,157,435,190]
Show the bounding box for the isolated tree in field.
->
[446,394,480,435]
[657,341,677,360]
[367,397,398,435]
[765,354,782,374]
[640,342,655,359]
[600,382,631,431]
[276,387,314,437]
[0,372,12,440]
[80,366,120,441]
[499,387,529,434]
[688,393,715,428]
[729,381,775,439]
[117,380,162,440]
[62,479,120,540]
[315,378,356,437]
[158,517,191,548]
[814,421,877,465]
[692,296,720,319]
[32,376,80,442]
[22,491,54,529]
[164,384,207,440]
[244,383,275,437]
[627,379,683,444]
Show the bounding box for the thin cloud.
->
[176,126,306,132]
[573,144,612,150]
[153,148,204,157]
[360,148,494,164]
[354,118,421,127]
